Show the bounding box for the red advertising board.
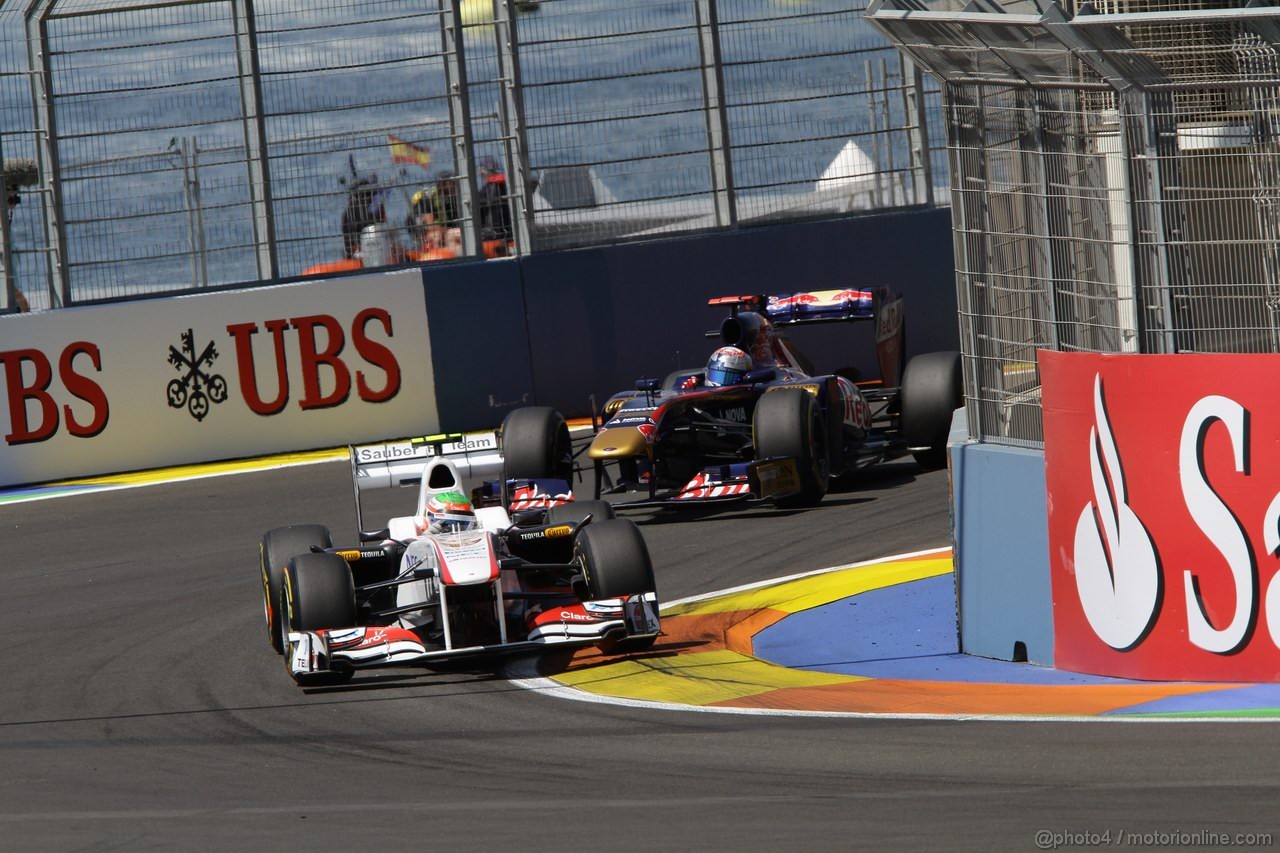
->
[1042,350,1280,682]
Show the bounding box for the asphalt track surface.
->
[3,457,1280,850]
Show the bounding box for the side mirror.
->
[743,368,777,385]
[359,528,391,542]
[635,378,661,392]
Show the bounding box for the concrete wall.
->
[950,439,1054,665]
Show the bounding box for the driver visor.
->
[706,366,744,386]
[429,511,476,533]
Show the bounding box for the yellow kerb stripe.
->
[553,649,862,704]
[664,557,953,618]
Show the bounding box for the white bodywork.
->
[386,456,510,540]
[283,448,661,683]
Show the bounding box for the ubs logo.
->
[167,329,228,422]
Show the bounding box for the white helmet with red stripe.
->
[423,490,477,534]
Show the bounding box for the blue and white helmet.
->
[705,346,753,387]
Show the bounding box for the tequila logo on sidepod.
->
[166,329,228,422]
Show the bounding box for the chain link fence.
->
[1,0,946,312]
[867,0,1280,448]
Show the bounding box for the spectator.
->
[407,175,461,262]
[477,159,512,244]
[443,226,463,256]
[341,176,381,260]
[4,186,29,313]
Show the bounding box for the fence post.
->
[1,132,12,310]
[1127,94,1181,356]
[173,137,199,289]
[695,0,736,227]
[442,0,479,257]
[26,0,67,308]
[233,0,278,282]
[901,55,934,207]
[493,0,533,255]
[1028,91,1060,354]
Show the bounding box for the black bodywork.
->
[572,288,954,508]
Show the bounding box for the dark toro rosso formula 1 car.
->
[259,434,660,686]
[499,287,962,510]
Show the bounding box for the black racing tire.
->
[501,406,572,483]
[752,388,829,507]
[900,351,962,471]
[545,499,616,526]
[284,552,356,632]
[575,519,656,601]
[282,552,356,686]
[261,524,332,654]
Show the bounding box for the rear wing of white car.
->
[349,431,504,532]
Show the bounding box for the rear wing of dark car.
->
[709,288,905,387]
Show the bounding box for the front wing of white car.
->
[286,593,660,681]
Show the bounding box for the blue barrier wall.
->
[516,206,958,421]
[421,258,533,430]
[421,206,957,432]
[950,440,1054,665]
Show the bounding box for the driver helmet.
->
[705,346,753,387]
[424,490,477,534]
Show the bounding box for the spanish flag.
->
[388,134,431,169]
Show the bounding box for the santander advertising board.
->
[1042,351,1280,681]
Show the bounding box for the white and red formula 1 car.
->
[259,431,660,686]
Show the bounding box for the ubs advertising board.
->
[0,270,437,487]
[1042,350,1280,682]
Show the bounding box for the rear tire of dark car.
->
[753,388,829,507]
[546,499,616,526]
[900,351,962,471]
[282,552,356,686]
[501,406,572,483]
[261,524,332,655]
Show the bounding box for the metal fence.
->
[867,0,1280,448]
[0,0,947,312]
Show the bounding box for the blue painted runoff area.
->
[752,574,1136,685]
[1103,684,1280,716]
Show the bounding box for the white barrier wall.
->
[0,270,438,487]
